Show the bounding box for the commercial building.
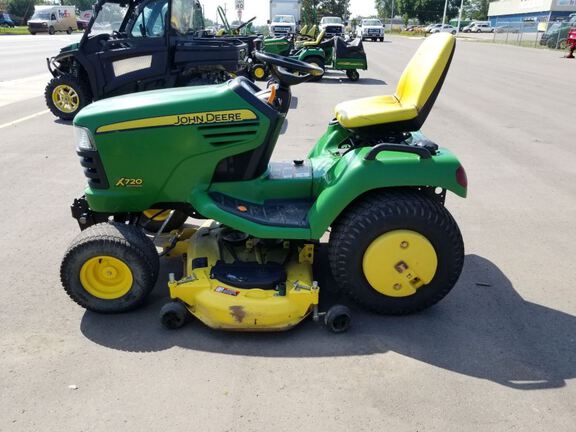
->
[488,0,576,25]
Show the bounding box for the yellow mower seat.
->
[303,29,326,47]
[335,33,456,130]
[299,24,309,36]
[307,25,318,38]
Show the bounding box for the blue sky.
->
[205,0,378,24]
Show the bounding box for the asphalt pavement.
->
[1,35,575,431]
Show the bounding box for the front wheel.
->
[346,69,360,81]
[48,26,55,35]
[329,190,464,315]
[303,56,325,82]
[45,75,91,120]
[66,27,72,34]
[60,222,160,313]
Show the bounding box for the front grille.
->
[273,26,291,33]
[77,149,109,189]
[326,26,343,34]
[28,22,46,30]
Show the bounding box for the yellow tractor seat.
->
[335,33,456,132]
[303,30,326,47]
[299,24,309,36]
[307,25,318,38]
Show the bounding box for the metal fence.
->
[489,19,573,50]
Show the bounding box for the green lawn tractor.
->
[294,31,368,81]
[60,34,467,333]
[45,0,249,120]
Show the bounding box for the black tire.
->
[48,26,55,35]
[250,63,269,81]
[45,75,91,120]
[139,210,188,233]
[324,305,352,333]
[346,69,360,81]
[66,27,72,34]
[60,222,159,313]
[380,37,384,42]
[160,302,189,329]
[30,32,36,35]
[304,56,325,82]
[329,190,464,315]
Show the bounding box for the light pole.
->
[441,0,448,26]
[456,0,464,34]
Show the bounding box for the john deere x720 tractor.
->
[61,34,467,333]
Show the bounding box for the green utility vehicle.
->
[61,34,466,333]
[45,0,248,120]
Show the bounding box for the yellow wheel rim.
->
[52,84,80,113]
[80,256,133,300]
[362,230,438,298]
[254,67,265,79]
[143,209,171,221]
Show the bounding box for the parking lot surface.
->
[1,35,575,431]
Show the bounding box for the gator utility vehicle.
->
[60,34,466,333]
[294,30,368,81]
[45,0,248,120]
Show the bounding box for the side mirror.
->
[267,20,270,25]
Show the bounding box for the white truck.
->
[319,16,346,38]
[268,0,301,36]
[357,18,385,42]
[28,5,77,35]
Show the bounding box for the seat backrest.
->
[307,25,318,38]
[299,24,308,36]
[395,33,455,117]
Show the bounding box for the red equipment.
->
[567,28,576,59]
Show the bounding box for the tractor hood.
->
[60,42,79,53]
[74,82,261,136]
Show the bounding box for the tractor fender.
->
[297,48,326,62]
[307,147,467,238]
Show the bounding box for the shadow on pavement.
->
[316,75,387,86]
[81,251,576,390]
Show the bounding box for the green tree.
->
[61,0,95,13]
[301,0,319,24]
[317,0,351,19]
[7,0,34,24]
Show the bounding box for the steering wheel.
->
[235,16,257,32]
[254,51,324,86]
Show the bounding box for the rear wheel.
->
[48,26,55,35]
[66,27,73,34]
[329,190,464,315]
[558,39,568,50]
[60,222,159,313]
[346,69,360,81]
[45,75,91,120]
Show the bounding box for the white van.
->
[28,5,77,35]
[464,21,493,33]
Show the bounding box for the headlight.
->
[74,126,95,150]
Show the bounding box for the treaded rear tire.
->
[328,190,464,315]
[60,222,159,313]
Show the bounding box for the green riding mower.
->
[61,34,466,333]
[45,0,249,120]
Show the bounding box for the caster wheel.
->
[324,305,352,333]
[346,69,360,81]
[160,301,189,330]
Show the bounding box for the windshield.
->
[171,0,203,35]
[273,15,295,23]
[322,17,342,24]
[31,11,51,20]
[89,3,128,35]
[362,20,382,26]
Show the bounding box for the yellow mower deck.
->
[166,221,319,331]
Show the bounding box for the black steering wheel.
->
[254,51,324,86]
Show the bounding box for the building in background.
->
[489,0,576,26]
